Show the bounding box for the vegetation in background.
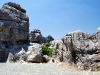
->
[41,42,53,57]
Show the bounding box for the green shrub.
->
[41,42,53,57]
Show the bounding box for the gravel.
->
[0,63,100,75]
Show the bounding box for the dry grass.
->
[56,62,92,75]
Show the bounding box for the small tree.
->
[41,42,53,57]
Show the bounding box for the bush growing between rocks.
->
[41,42,53,57]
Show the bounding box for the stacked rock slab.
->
[0,2,29,42]
[30,29,42,43]
[29,29,54,43]
[61,29,100,70]
[0,2,29,62]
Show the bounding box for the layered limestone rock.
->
[27,43,43,63]
[29,29,54,43]
[51,27,100,70]
[29,29,42,43]
[0,2,100,71]
[61,29,100,70]
[0,2,29,42]
[7,43,43,63]
[44,35,54,43]
[50,40,67,63]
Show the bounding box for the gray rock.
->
[0,2,29,42]
[43,55,51,63]
[41,35,54,43]
[46,35,54,42]
[51,40,67,63]
[61,29,100,70]
[0,42,8,62]
[27,43,43,63]
[30,29,42,43]
[29,29,54,43]
[6,42,28,63]
[7,53,15,63]
[4,2,26,13]
[6,42,44,63]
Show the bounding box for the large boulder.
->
[0,2,29,42]
[29,29,54,43]
[41,35,54,43]
[50,40,67,63]
[29,29,42,43]
[61,29,100,70]
[27,43,43,63]
[7,42,44,63]
[6,42,28,63]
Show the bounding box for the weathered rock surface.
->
[0,42,9,62]
[50,40,67,63]
[0,2,29,42]
[27,43,43,63]
[61,29,100,70]
[43,55,51,63]
[29,29,42,43]
[6,43,43,63]
[0,2,100,71]
[29,29,54,43]
[46,35,54,43]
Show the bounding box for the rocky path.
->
[0,63,100,75]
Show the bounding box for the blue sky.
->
[0,0,100,39]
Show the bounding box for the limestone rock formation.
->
[0,2,29,42]
[0,42,9,62]
[43,55,51,63]
[46,35,54,43]
[50,40,67,63]
[29,29,42,43]
[29,29,54,43]
[27,43,43,63]
[61,29,100,70]
[6,43,43,63]
[0,2,100,71]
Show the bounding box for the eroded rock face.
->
[51,40,67,63]
[27,43,43,63]
[6,43,43,63]
[29,29,54,43]
[29,29,42,43]
[0,2,29,42]
[46,35,54,43]
[61,29,100,70]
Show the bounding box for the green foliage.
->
[41,42,53,57]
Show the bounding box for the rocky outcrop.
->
[6,43,43,63]
[51,28,100,70]
[0,2,100,71]
[0,2,54,63]
[0,2,51,63]
[27,43,43,63]
[29,29,54,43]
[46,35,54,43]
[0,42,9,62]
[61,29,100,70]
[0,2,29,42]
[29,29,42,43]
[50,40,67,63]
